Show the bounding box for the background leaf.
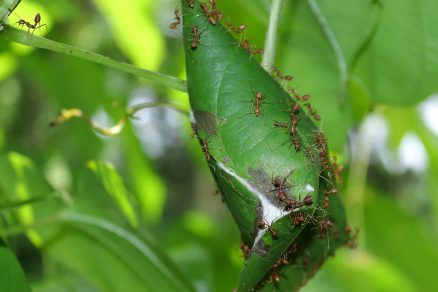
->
[0,237,31,292]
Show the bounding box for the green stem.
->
[1,26,187,92]
[0,0,20,29]
[307,0,347,106]
[0,192,60,211]
[345,114,378,246]
[0,214,62,237]
[261,0,284,71]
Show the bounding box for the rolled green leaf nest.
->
[181,1,353,290]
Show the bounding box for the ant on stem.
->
[16,13,47,36]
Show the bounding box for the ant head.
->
[272,177,282,188]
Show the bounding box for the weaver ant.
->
[272,255,289,269]
[16,13,47,36]
[168,9,181,30]
[319,219,333,238]
[191,26,200,49]
[257,220,279,239]
[303,194,314,206]
[201,1,223,25]
[201,138,211,161]
[186,0,195,8]
[270,169,294,201]
[273,121,288,128]
[240,242,251,259]
[270,270,281,284]
[240,84,269,124]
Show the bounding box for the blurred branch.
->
[261,0,284,71]
[0,192,60,211]
[345,114,380,246]
[307,0,348,106]
[50,101,189,136]
[0,0,21,29]
[1,26,187,92]
[0,214,62,237]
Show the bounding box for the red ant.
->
[240,85,268,121]
[252,91,265,117]
[168,9,181,30]
[305,147,316,163]
[240,242,251,259]
[293,103,300,114]
[190,122,198,139]
[186,0,195,8]
[201,1,223,25]
[270,170,294,201]
[319,219,333,238]
[270,270,281,284]
[323,195,329,209]
[288,242,298,254]
[200,138,211,161]
[292,212,306,227]
[303,194,314,206]
[302,255,310,270]
[283,197,299,211]
[292,137,301,152]
[191,26,200,49]
[272,255,289,269]
[226,20,245,35]
[273,121,288,128]
[257,220,279,239]
[16,13,47,36]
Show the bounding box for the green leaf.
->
[354,0,438,106]
[364,188,438,291]
[0,152,55,246]
[46,213,195,292]
[0,237,31,292]
[181,1,350,290]
[278,0,380,150]
[87,160,139,228]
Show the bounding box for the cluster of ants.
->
[175,0,264,57]
[180,1,349,286]
[272,65,322,122]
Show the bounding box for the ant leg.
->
[36,24,48,33]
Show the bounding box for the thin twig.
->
[50,101,189,136]
[1,26,187,92]
[307,0,348,106]
[0,0,21,29]
[261,0,284,71]
[0,213,62,237]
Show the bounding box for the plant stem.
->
[345,113,380,246]
[0,0,21,29]
[1,26,187,92]
[0,214,62,237]
[261,0,284,71]
[50,100,189,136]
[307,0,347,106]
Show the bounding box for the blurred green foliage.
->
[0,0,438,291]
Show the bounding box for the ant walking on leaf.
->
[257,219,279,240]
[239,83,271,126]
[15,13,47,36]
